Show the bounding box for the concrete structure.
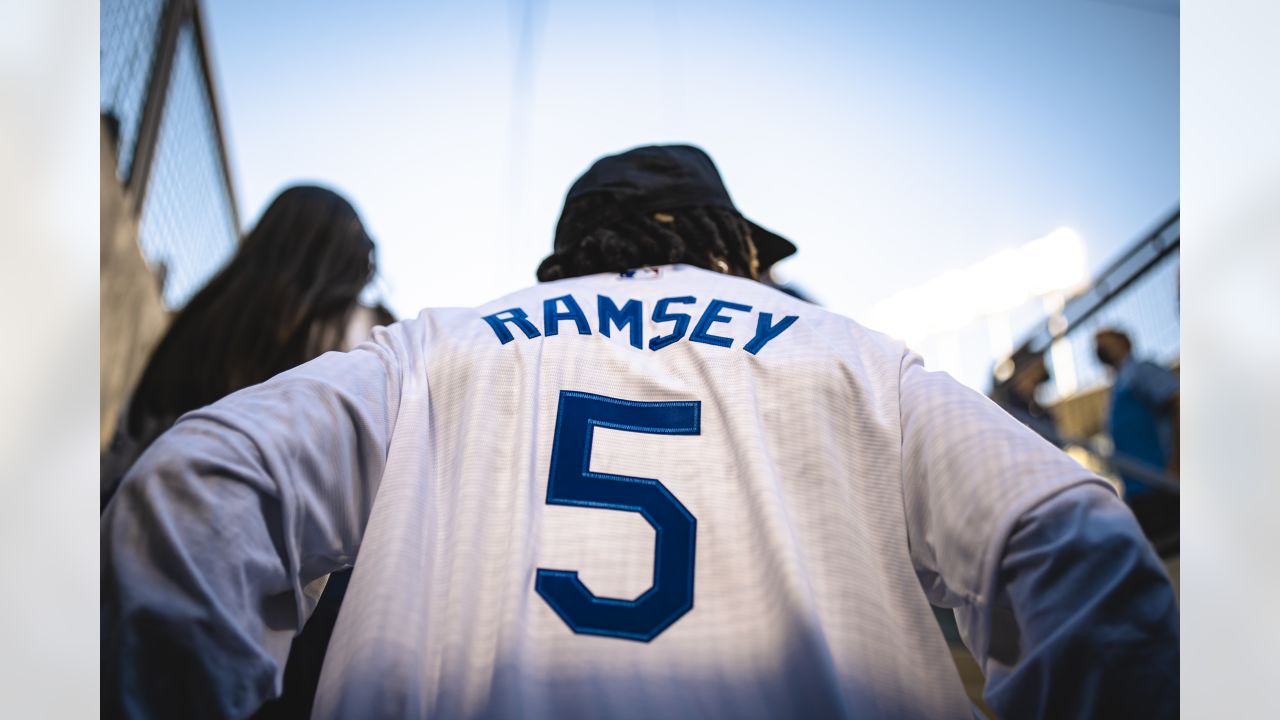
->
[100,119,170,448]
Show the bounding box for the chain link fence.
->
[135,22,239,308]
[100,0,239,309]
[100,0,166,180]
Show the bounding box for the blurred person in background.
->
[100,185,379,503]
[100,185,382,718]
[990,345,1062,447]
[1095,328,1180,549]
[102,145,1177,720]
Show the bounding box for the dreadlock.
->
[537,194,759,282]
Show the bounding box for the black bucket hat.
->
[544,144,797,274]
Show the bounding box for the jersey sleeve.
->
[897,350,1107,668]
[984,483,1179,718]
[100,320,415,719]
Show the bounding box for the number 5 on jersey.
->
[536,390,700,642]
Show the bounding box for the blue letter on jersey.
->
[597,295,644,350]
[536,391,701,642]
[483,307,542,345]
[744,312,799,355]
[690,298,752,348]
[648,296,696,351]
[543,295,592,337]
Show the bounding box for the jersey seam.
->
[895,346,916,573]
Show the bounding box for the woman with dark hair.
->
[101,184,378,506]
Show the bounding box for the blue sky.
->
[202,0,1177,346]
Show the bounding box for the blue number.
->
[535,390,701,642]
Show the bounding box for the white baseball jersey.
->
[103,264,1102,719]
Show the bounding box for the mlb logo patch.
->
[619,267,663,280]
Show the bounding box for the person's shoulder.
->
[669,265,864,324]
[1131,358,1179,399]
[468,272,618,314]
[1135,358,1175,375]
[677,265,908,361]
[393,280,574,328]
[394,275,620,344]
[1127,358,1178,387]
